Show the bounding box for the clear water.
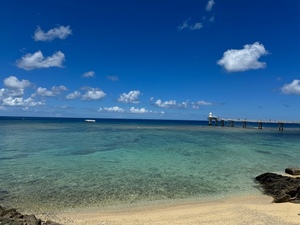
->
[1,117,300,214]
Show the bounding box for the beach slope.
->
[53,196,300,225]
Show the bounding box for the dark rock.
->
[0,205,60,225]
[43,220,62,225]
[0,217,11,224]
[273,193,291,203]
[23,214,38,221]
[255,172,300,203]
[0,205,4,215]
[285,168,300,176]
[1,208,17,217]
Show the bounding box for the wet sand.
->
[49,195,300,225]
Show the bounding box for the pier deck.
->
[208,117,300,131]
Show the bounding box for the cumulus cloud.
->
[4,76,31,89]
[0,76,46,108]
[206,0,215,11]
[33,25,72,41]
[16,50,65,70]
[5,88,25,97]
[178,19,203,31]
[2,96,44,107]
[35,85,67,97]
[281,80,300,95]
[0,76,33,101]
[66,91,81,99]
[118,90,140,103]
[81,88,106,100]
[99,106,124,113]
[153,99,178,108]
[82,71,95,78]
[0,88,6,97]
[130,107,149,114]
[217,42,268,72]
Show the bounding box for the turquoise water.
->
[1,117,300,213]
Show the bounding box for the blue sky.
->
[1,0,300,121]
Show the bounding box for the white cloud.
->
[66,91,81,99]
[118,90,140,103]
[0,76,47,108]
[281,80,300,95]
[4,76,31,89]
[154,99,177,108]
[99,106,124,113]
[178,19,203,31]
[152,98,210,109]
[107,75,119,81]
[35,85,67,97]
[33,25,72,41]
[178,20,189,31]
[2,96,44,107]
[0,88,6,97]
[190,23,203,30]
[179,101,189,108]
[130,107,149,114]
[6,89,25,97]
[196,100,212,106]
[192,100,213,109]
[0,76,33,100]
[217,42,268,72]
[2,97,25,106]
[17,50,65,70]
[36,87,53,97]
[206,0,215,11]
[83,71,95,78]
[82,88,106,100]
[53,85,67,92]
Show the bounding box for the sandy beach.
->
[49,195,300,225]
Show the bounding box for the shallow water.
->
[1,117,300,213]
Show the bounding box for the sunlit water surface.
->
[1,117,300,214]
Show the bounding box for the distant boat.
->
[85,119,96,123]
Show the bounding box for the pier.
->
[207,112,296,131]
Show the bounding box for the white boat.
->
[85,119,96,123]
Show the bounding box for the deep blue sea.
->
[1,117,300,214]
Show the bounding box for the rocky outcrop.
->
[0,205,61,225]
[285,168,300,176]
[255,172,300,203]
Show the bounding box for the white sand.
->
[47,195,300,225]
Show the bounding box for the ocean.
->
[1,117,300,214]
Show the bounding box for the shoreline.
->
[43,194,300,225]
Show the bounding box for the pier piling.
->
[278,122,284,131]
[208,112,218,126]
[221,120,225,127]
[228,120,234,127]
